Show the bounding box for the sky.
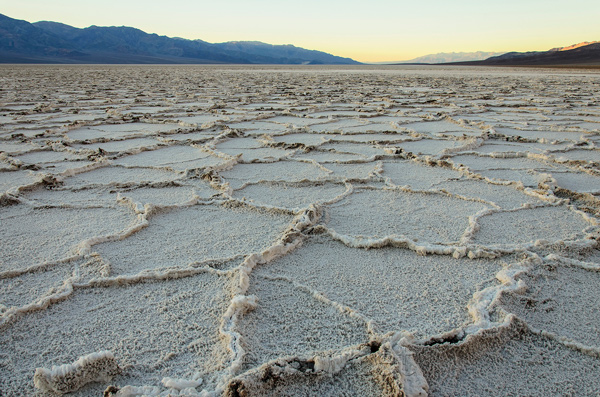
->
[2,0,600,62]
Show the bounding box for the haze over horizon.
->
[3,0,600,62]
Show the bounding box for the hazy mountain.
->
[394,51,506,64]
[0,14,360,64]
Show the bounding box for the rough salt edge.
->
[0,268,78,328]
[460,202,599,250]
[161,376,203,390]
[76,215,148,256]
[232,180,353,212]
[33,351,119,395]
[465,260,533,332]
[1,200,199,325]
[237,239,539,393]
[217,205,322,388]
[320,226,469,258]
[533,328,600,359]
[544,253,600,272]
[223,341,428,397]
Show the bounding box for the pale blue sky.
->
[2,0,599,62]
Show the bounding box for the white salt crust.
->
[1,65,599,396]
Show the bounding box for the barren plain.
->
[1,65,600,396]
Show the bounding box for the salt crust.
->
[1,65,599,396]
[34,351,120,394]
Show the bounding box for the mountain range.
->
[1,13,598,67]
[0,13,360,65]
[449,42,600,67]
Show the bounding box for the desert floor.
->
[1,65,599,396]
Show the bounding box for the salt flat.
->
[1,65,599,396]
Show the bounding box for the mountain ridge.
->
[450,42,600,67]
[0,14,360,65]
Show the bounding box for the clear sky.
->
[2,0,599,62]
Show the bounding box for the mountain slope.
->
[452,43,600,66]
[0,14,83,58]
[213,41,358,64]
[0,14,360,64]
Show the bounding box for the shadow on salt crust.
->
[72,137,162,154]
[401,120,474,136]
[0,261,75,309]
[264,115,327,127]
[473,169,546,188]
[232,181,347,210]
[323,163,381,180]
[450,154,563,173]
[159,131,218,143]
[227,121,288,133]
[0,274,233,395]
[326,189,488,244]
[67,123,179,141]
[472,141,573,155]
[115,182,216,206]
[554,149,600,162]
[113,146,225,171]
[495,128,586,142]
[239,276,370,371]
[310,120,369,132]
[293,150,368,163]
[214,137,293,162]
[434,179,543,209]
[394,139,462,156]
[496,263,600,347]
[63,166,182,187]
[225,147,292,162]
[36,160,96,174]
[94,203,293,275]
[253,235,503,337]
[410,318,600,396]
[0,205,138,272]
[381,161,462,190]
[15,150,85,165]
[325,133,407,144]
[23,186,116,206]
[332,124,402,134]
[214,137,266,151]
[271,133,331,147]
[318,141,385,157]
[0,141,41,154]
[0,170,39,192]
[172,114,226,126]
[551,171,600,194]
[220,162,331,190]
[472,206,592,247]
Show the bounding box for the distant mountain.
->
[451,42,600,67]
[394,51,506,64]
[0,13,360,64]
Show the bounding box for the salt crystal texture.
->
[0,65,599,396]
